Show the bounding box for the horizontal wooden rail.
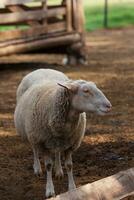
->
[0,5,65,13]
[0,0,32,6]
[6,5,41,26]
[0,7,66,25]
[0,33,81,56]
[47,168,134,200]
[0,21,66,42]
[0,0,51,6]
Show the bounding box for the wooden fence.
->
[0,0,86,64]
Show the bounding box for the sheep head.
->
[58,80,112,116]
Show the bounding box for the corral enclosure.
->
[0,0,86,65]
[0,27,134,200]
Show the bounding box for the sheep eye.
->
[83,89,89,93]
[83,89,93,96]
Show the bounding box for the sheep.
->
[14,69,112,198]
[16,68,69,103]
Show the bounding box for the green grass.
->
[85,3,134,31]
[0,25,29,32]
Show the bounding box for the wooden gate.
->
[0,0,86,64]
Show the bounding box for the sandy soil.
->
[0,27,134,200]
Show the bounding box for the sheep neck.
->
[52,87,80,134]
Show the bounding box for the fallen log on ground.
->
[47,168,134,200]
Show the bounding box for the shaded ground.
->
[0,27,134,200]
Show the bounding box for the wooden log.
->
[42,0,48,33]
[0,21,66,42]
[47,168,134,200]
[6,5,40,26]
[76,0,85,33]
[0,5,65,14]
[72,0,78,31]
[0,7,66,25]
[0,33,81,56]
[0,31,79,47]
[72,0,85,33]
[65,0,72,32]
[72,0,86,57]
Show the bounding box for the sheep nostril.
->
[107,103,112,110]
[104,103,112,110]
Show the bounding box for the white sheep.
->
[14,69,112,198]
[16,68,69,102]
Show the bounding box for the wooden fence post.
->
[42,0,48,33]
[104,0,108,28]
[63,0,72,32]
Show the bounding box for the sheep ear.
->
[58,83,78,93]
[57,83,70,90]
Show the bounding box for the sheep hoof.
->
[45,193,55,199]
[33,166,43,177]
[55,169,64,180]
[68,183,76,191]
[34,172,42,177]
[34,172,43,177]
[45,189,55,199]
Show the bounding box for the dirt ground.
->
[0,27,134,200]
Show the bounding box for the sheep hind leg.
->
[45,155,55,198]
[33,147,42,176]
[54,151,64,179]
[65,151,76,191]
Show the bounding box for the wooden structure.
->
[0,0,87,64]
[47,168,134,200]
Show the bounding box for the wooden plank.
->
[0,21,66,42]
[72,0,78,30]
[0,5,65,13]
[76,0,85,33]
[49,21,66,32]
[65,0,72,32]
[0,6,39,14]
[72,0,85,33]
[42,0,48,32]
[0,0,32,6]
[0,28,69,47]
[46,168,134,200]
[72,0,86,48]
[0,7,66,25]
[6,5,40,26]
[0,33,81,56]
[48,21,66,33]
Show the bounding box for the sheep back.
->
[17,68,69,103]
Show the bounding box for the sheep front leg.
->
[33,147,42,176]
[45,155,55,198]
[54,151,64,179]
[65,151,76,191]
